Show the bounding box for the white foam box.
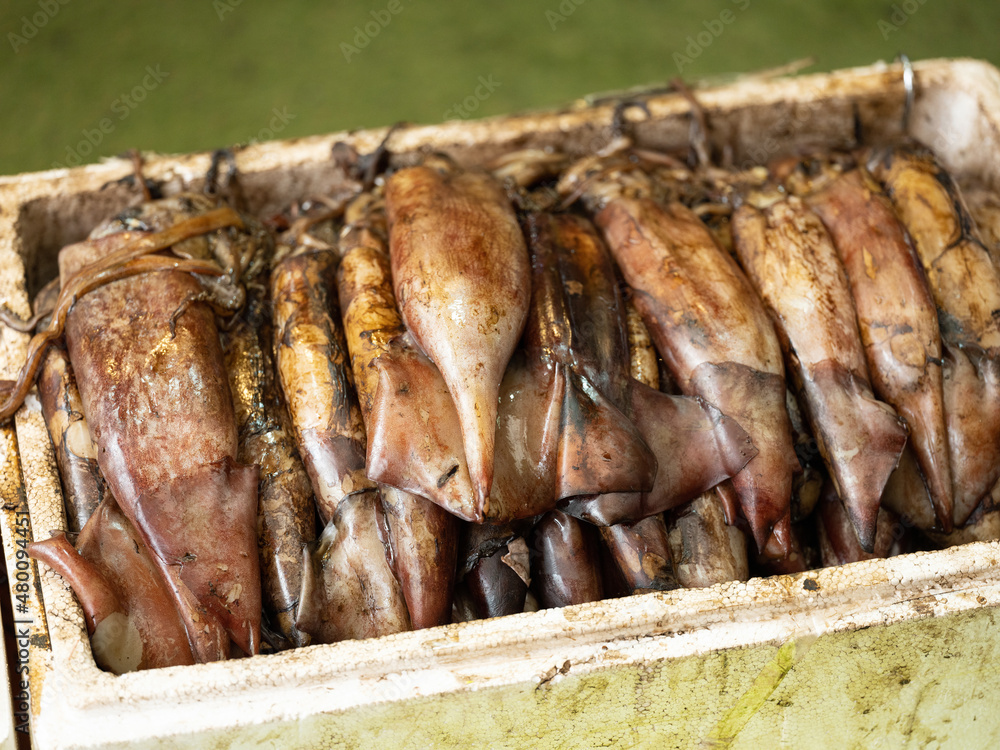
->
[1,58,1000,749]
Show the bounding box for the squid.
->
[667,492,749,589]
[519,212,655,513]
[30,194,268,660]
[530,212,754,526]
[731,191,908,551]
[459,520,531,619]
[881,447,939,531]
[792,164,952,532]
[384,157,532,515]
[37,344,107,533]
[625,297,748,591]
[602,301,680,594]
[531,510,604,609]
[591,194,799,553]
[336,192,458,629]
[271,236,410,641]
[533,211,753,589]
[223,283,315,649]
[29,496,198,672]
[871,146,1000,527]
[599,516,677,594]
[816,480,904,567]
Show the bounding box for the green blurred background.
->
[2,0,998,176]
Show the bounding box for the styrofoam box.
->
[2,58,1000,749]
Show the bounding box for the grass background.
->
[1,0,998,176]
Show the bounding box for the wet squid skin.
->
[816,480,903,567]
[870,148,1000,354]
[528,212,754,527]
[482,214,619,525]
[624,300,749,591]
[336,194,458,630]
[532,212,754,591]
[596,197,799,554]
[522,212,656,508]
[599,516,677,593]
[57,201,264,661]
[271,243,410,642]
[37,343,107,533]
[223,283,315,649]
[459,520,531,619]
[531,510,604,608]
[540,213,673,592]
[29,497,197,672]
[871,147,1000,527]
[271,247,373,523]
[881,446,940,532]
[337,194,475,521]
[610,301,681,593]
[731,194,908,552]
[385,161,532,516]
[801,166,952,532]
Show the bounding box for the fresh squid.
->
[37,344,107,533]
[731,192,908,551]
[531,510,604,608]
[336,192,458,629]
[626,297,748,591]
[529,211,754,526]
[385,158,532,515]
[271,237,410,641]
[667,492,749,589]
[816,480,904,567]
[29,496,198,672]
[592,195,799,553]
[48,194,266,660]
[459,520,531,619]
[223,283,315,649]
[794,164,952,532]
[870,147,1000,528]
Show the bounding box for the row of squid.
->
[6,126,1000,675]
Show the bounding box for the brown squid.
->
[529,211,754,527]
[816,480,904,567]
[336,192,458,630]
[49,194,266,660]
[385,158,532,515]
[223,282,315,649]
[271,236,410,642]
[29,496,198,672]
[37,343,107,534]
[871,146,1000,527]
[592,194,799,553]
[731,192,908,551]
[530,510,604,609]
[792,164,953,532]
